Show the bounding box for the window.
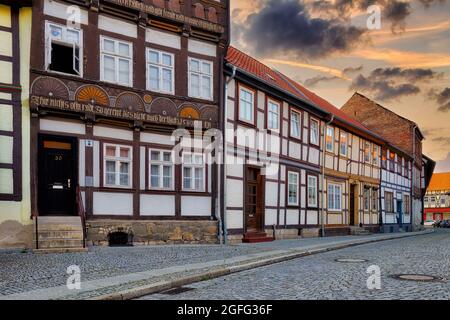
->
[104,144,132,188]
[441,197,446,205]
[404,195,410,214]
[310,119,319,146]
[290,110,301,139]
[287,172,299,206]
[326,126,334,152]
[430,196,436,204]
[372,145,379,165]
[101,36,132,86]
[182,153,205,192]
[397,156,402,174]
[381,149,387,169]
[340,132,348,157]
[327,183,342,211]
[363,188,370,211]
[149,150,174,190]
[239,87,254,123]
[45,22,82,76]
[372,189,378,211]
[385,192,394,213]
[389,152,395,172]
[364,142,371,163]
[307,175,318,208]
[147,49,174,94]
[188,58,213,100]
[267,100,280,131]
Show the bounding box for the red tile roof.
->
[226,46,376,137]
[428,173,450,191]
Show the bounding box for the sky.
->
[230,0,450,173]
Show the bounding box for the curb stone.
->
[92,230,434,300]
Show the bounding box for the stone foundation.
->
[265,228,300,240]
[300,228,320,238]
[0,220,33,249]
[86,220,219,246]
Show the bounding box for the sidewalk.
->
[0,230,433,300]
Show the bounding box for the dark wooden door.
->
[245,167,264,233]
[350,185,356,226]
[38,137,77,216]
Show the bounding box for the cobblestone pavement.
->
[140,230,450,300]
[0,233,400,296]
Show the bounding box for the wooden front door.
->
[350,185,357,226]
[38,136,77,216]
[245,167,264,233]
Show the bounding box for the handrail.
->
[76,185,87,249]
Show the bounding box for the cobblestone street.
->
[140,230,450,300]
[0,233,401,296]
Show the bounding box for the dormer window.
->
[45,22,82,76]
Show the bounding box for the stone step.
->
[34,239,85,249]
[37,216,82,225]
[33,247,88,254]
[36,225,84,232]
[36,230,84,240]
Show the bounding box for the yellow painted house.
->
[0,0,32,248]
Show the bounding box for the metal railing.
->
[76,185,87,248]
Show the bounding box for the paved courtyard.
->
[0,233,402,296]
[140,229,450,300]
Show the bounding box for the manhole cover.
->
[391,274,445,282]
[160,287,195,295]
[335,258,368,263]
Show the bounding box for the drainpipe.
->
[320,115,335,237]
[222,65,237,245]
[411,125,418,230]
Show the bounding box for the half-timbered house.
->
[0,0,33,248]
[424,172,450,222]
[342,93,435,231]
[223,48,387,242]
[27,0,229,251]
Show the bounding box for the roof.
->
[225,46,382,142]
[428,172,450,191]
[347,92,424,140]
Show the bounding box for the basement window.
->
[45,22,82,76]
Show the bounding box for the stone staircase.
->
[33,216,87,254]
[350,226,372,236]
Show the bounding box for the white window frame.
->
[363,187,370,211]
[267,99,280,131]
[287,171,299,206]
[103,144,133,188]
[327,183,342,212]
[45,21,83,77]
[290,110,301,139]
[307,175,318,208]
[149,149,174,191]
[373,145,380,166]
[182,152,206,192]
[146,48,175,94]
[372,189,378,211]
[364,141,371,163]
[339,132,348,157]
[188,57,213,100]
[385,192,394,213]
[310,118,319,146]
[238,86,254,124]
[100,36,133,87]
[326,126,334,152]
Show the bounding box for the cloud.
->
[429,88,450,112]
[418,0,447,8]
[435,152,450,173]
[303,75,342,87]
[265,59,352,80]
[350,67,441,101]
[343,65,364,75]
[240,0,367,59]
